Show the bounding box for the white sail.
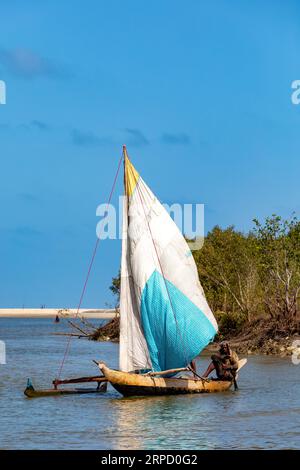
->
[119,148,218,372]
[119,180,152,372]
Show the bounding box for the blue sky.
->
[1,0,300,307]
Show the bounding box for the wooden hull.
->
[99,364,232,397]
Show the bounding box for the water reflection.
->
[1,319,299,450]
[110,393,219,450]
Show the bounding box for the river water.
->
[0,318,299,449]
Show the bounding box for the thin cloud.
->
[0,47,69,79]
[124,128,149,147]
[0,121,50,132]
[71,129,111,147]
[31,120,49,131]
[161,132,190,145]
[18,192,40,203]
[8,226,42,237]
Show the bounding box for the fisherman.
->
[202,341,239,382]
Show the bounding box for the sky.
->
[0,0,300,308]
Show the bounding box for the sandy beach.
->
[0,308,117,319]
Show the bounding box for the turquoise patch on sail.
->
[140,270,217,372]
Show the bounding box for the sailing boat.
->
[98,146,245,396]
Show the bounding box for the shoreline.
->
[86,314,300,357]
[0,308,116,319]
[206,334,300,358]
[2,310,299,358]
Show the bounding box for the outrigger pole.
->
[24,375,108,398]
[25,362,108,398]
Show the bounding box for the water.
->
[0,318,299,449]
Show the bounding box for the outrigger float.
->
[24,146,246,398]
[24,374,107,398]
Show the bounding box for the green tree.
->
[110,214,300,335]
[194,226,260,324]
[253,214,300,321]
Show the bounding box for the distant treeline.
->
[110,215,300,334]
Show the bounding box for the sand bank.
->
[0,308,116,319]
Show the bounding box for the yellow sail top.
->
[123,145,139,196]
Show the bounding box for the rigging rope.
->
[56,154,123,380]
